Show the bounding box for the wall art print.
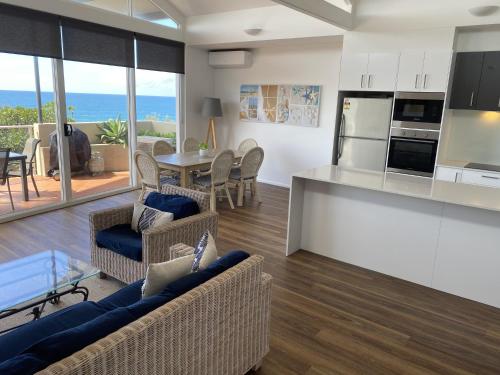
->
[240,84,321,127]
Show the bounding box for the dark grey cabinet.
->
[449,52,483,110]
[476,52,500,111]
[449,51,500,111]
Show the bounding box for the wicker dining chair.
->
[135,150,178,200]
[238,138,258,153]
[229,147,264,207]
[183,137,200,152]
[8,138,41,198]
[192,149,235,211]
[0,148,14,211]
[152,139,175,157]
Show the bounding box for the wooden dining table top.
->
[155,150,244,168]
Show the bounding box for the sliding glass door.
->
[61,61,131,199]
[0,52,62,215]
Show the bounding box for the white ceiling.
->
[169,0,276,17]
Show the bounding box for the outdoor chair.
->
[182,137,199,152]
[0,148,14,211]
[8,138,41,198]
[229,146,264,207]
[90,184,218,283]
[192,149,235,211]
[237,138,258,153]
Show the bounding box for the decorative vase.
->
[89,151,105,176]
[199,149,209,157]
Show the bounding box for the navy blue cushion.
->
[163,250,250,296]
[0,301,107,363]
[0,292,178,374]
[98,279,144,310]
[96,224,142,262]
[145,193,200,220]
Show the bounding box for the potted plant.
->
[198,142,209,156]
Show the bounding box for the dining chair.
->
[183,137,200,153]
[0,148,14,211]
[152,140,175,157]
[8,138,41,198]
[192,149,235,211]
[134,150,178,200]
[229,147,264,207]
[237,138,258,153]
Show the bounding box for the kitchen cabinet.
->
[461,169,500,188]
[339,52,399,91]
[435,166,462,183]
[397,50,452,92]
[476,52,500,111]
[449,52,484,110]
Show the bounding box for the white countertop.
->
[293,165,500,213]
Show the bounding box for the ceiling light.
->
[469,5,499,17]
[244,28,263,36]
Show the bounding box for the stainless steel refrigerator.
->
[337,97,393,172]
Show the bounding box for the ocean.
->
[0,90,176,123]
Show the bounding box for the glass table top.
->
[0,250,99,311]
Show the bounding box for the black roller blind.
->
[136,33,185,74]
[0,3,62,58]
[61,17,134,68]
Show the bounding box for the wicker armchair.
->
[182,137,199,152]
[90,185,218,284]
[192,149,235,212]
[230,147,264,207]
[237,138,258,153]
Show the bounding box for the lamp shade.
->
[201,97,223,117]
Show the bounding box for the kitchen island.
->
[287,165,500,308]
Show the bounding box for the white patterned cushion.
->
[191,230,217,272]
[131,202,174,233]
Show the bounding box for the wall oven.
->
[387,129,439,178]
[392,92,445,131]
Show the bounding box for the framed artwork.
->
[240,84,321,127]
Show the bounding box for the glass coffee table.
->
[0,250,99,332]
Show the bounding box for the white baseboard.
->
[257,177,290,189]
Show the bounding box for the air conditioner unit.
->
[208,51,253,69]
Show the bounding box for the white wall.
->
[184,46,214,143]
[213,40,342,187]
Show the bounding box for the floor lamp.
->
[202,97,223,149]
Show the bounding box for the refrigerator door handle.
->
[337,114,346,160]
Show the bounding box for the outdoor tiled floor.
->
[0,172,130,216]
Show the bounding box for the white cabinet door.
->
[461,170,500,188]
[435,166,462,183]
[422,51,452,92]
[366,53,400,92]
[397,51,425,92]
[339,53,369,91]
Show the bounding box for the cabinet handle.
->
[360,74,364,88]
[368,74,373,88]
[454,172,458,183]
[423,74,428,89]
[481,175,500,180]
[415,74,419,89]
[498,97,500,108]
[470,91,475,107]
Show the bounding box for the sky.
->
[0,53,177,97]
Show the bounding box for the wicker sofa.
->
[37,253,272,375]
[90,185,218,284]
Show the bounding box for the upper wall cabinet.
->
[449,52,500,111]
[397,51,452,92]
[339,53,399,92]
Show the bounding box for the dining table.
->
[9,152,29,201]
[155,150,244,188]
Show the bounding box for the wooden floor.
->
[1,184,500,374]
